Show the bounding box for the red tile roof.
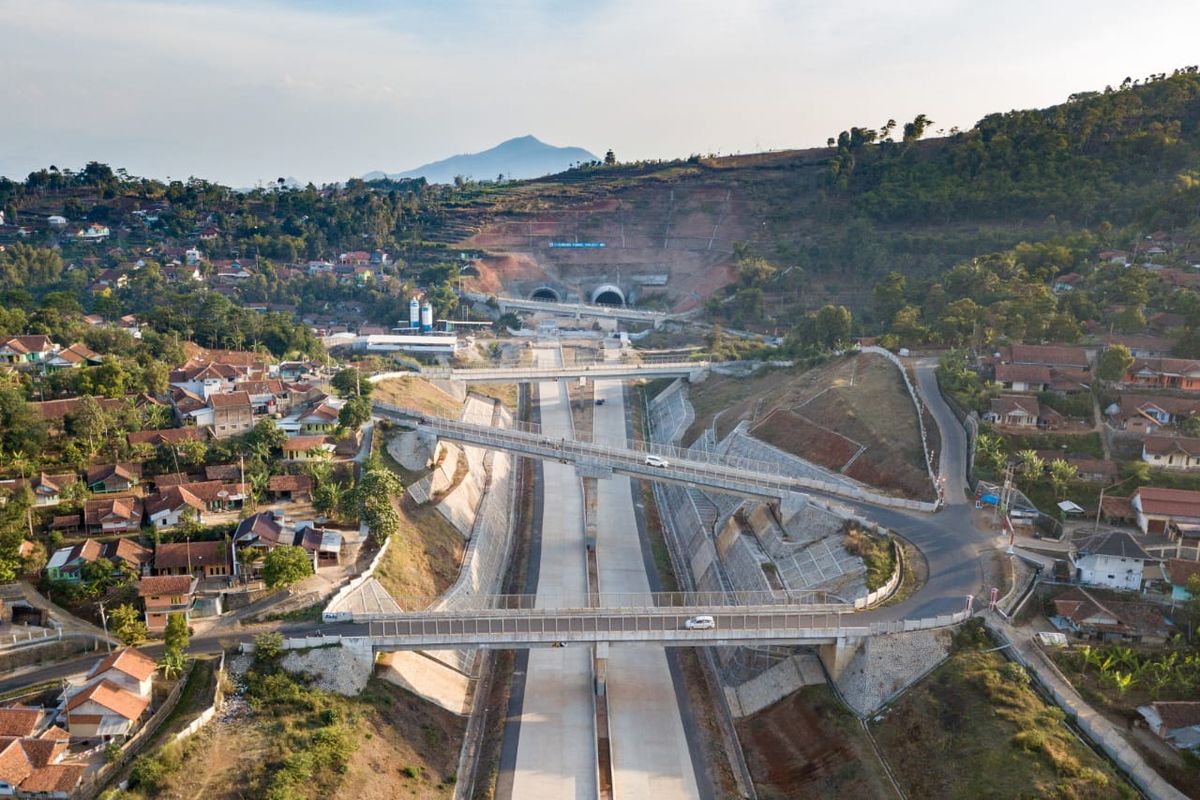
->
[66,679,150,720]
[154,540,231,572]
[87,648,158,683]
[0,708,41,738]
[137,575,197,597]
[1135,486,1200,518]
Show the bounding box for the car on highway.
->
[644,454,670,468]
[684,615,715,630]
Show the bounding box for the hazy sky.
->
[3,0,1199,186]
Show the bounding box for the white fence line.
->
[323,535,394,622]
[852,540,905,610]
[859,346,940,503]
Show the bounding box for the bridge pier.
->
[817,635,865,682]
[594,642,608,697]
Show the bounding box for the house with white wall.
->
[1072,531,1153,591]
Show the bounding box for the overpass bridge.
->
[385,360,710,384]
[374,401,888,503]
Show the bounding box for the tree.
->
[604,149,616,166]
[357,467,404,543]
[338,396,372,431]
[1048,459,1079,499]
[1016,450,1045,479]
[1095,344,1135,382]
[248,418,287,455]
[164,612,190,654]
[262,545,313,589]
[813,305,854,350]
[109,603,148,646]
[330,368,370,398]
[312,481,344,518]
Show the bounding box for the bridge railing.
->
[376,589,843,613]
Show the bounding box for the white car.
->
[684,615,715,631]
[644,454,671,468]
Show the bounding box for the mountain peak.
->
[368,136,597,185]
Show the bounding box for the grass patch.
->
[843,526,896,592]
[871,622,1135,800]
[256,603,324,623]
[373,497,465,606]
[470,383,518,410]
[1002,431,1105,459]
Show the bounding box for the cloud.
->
[1,0,1199,184]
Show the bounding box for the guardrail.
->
[374,589,841,612]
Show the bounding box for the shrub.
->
[401,766,420,779]
[253,631,284,663]
[1012,729,1045,752]
[1000,662,1031,687]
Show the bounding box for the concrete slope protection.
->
[594,378,702,799]
[510,349,598,800]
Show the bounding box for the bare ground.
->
[736,684,896,800]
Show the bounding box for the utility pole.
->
[97,601,112,653]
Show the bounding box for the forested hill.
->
[828,67,1200,227]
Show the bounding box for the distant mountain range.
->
[364,135,597,185]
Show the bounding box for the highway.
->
[593,379,701,799]
[508,349,597,800]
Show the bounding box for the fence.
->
[860,346,940,501]
[173,652,226,744]
[852,540,905,610]
[323,536,394,622]
[0,627,66,651]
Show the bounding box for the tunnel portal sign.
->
[548,242,605,248]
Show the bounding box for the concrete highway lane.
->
[509,350,597,800]
[594,378,700,799]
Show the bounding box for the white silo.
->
[408,297,421,329]
[420,302,434,332]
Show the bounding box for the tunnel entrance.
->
[591,284,626,306]
[530,287,561,302]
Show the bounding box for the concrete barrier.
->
[323,537,393,622]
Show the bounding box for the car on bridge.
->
[684,615,715,630]
[644,454,671,468]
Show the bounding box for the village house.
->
[1100,334,1176,359]
[267,474,312,501]
[282,434,336,459]
[984,395,1064,429]
[62,648,156,740]
[1071,531,1154,591]
[1123,357,1200,392]
[297,400,342,433]
[0,472,78,508]
[993,364,1051,393]
[83,496,142,534]
[1165,559,1200,603]
[999,343,1091,371]
[0,719,81,798]
[1137,702,1200,753]
[86,463,142,494]
[143,485,206,528]
[45,540,102,582]
[1050,586,1174,643]
[0,335,58,369]
[1109,394,1200,434]
[1142,435,1200,470]
[1051,272,1081,293]
[137,575,198,632]
[153,540,233,579]
[43,342,102,370]
[127,427,207,448]
[208,391,253,438]
[31,396,128,435]
[1129,486,1200,537]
